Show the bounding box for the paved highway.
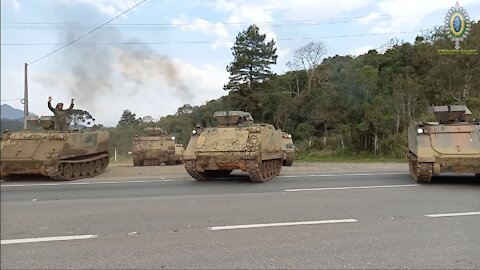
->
[1,167,479,269]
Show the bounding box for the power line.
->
[0,98,23,102]
[1,13,442,31]
[28,0,147,65]
[1,11,443,27]
[1,30,423,46]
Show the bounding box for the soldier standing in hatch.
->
[48,96,74,131]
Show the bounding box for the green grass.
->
[295,151,406,163]
[111,152,405,164]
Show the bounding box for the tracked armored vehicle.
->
[408,105,480,183]
[281,132,294,166]
[184,111,284,183]
[1,116,109,181]
[131,127,184,166]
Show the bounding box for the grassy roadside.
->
[110,154,406,164]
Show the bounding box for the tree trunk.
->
[396,110,400,134]
[295,75,300,96]
[340,135,345,151]
[323,123,327,149]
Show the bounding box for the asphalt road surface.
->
[1,164,479,269]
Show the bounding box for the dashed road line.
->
[279,172,405,178]
[425,211,480,218]
[285,184,419,192]
[209,219,358,231]
[1,234,98,245]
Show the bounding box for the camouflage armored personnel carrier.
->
[184,111,284,183]
[1,116,109,181]
[281,132,294,166]
[408,105,480,183]
[131,127,184,166]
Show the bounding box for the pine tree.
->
[224,24,278,94]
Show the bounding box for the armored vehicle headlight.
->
[417,128,424,134]
[288,134,292,138]
[192,129,197,135]
[171,136,175,141]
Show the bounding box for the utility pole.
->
[23,63,29,130]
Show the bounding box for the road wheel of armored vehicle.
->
[80,163,89,177]
[63,164,73,180]
[184,161,208,181]
[408,154,432,183]
[72,163,81,179]
[283,158,293,166]
[248,159,282,183]
[101,157,109,170]
[94,160,102,173]
[88,162,95,176]
[133,159,141,166]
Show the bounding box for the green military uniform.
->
[48,101,74,131]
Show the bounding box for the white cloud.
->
[1,0,21,10]
[172,16,231,49]
[71,0,139,15]
[350,46,374,56]
[211,0,371,22]
[365,0,479,33]
[356,12,382,24]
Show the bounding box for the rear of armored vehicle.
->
[408,105,480,183]
[174,144,185,164]
[281,133,294,166]
[132,135,178,166]
[184,111,283,182]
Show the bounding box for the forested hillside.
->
[108,22,480,159]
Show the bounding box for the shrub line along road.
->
[1,163,479,269]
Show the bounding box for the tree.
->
[289,41,327,92]
[224,24,278,94]
[176,104,194,115]
[117,110,140,128]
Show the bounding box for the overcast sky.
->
[1,0,479,126]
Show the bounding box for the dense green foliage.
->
[109,22,479,159]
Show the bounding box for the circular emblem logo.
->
[444,2,471,49]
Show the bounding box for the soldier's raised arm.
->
[68,99,74,110]
[47,96,55,113]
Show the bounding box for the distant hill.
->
[0,118,23,132]
[1,104,25,120]
[1,104,38,132]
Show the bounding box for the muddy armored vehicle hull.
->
[281,133,294,166]
[184,111,283,183]
[131,127,184,166]
[408,105,480,183]
[1,115,109,181]
[1,129,109,181]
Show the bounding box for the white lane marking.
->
[0,178,193,188]
[209,219,358,231]
[285,184,419,192]
[1,234,97,245]
[279,172,405,178]
[425,212,480,218]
